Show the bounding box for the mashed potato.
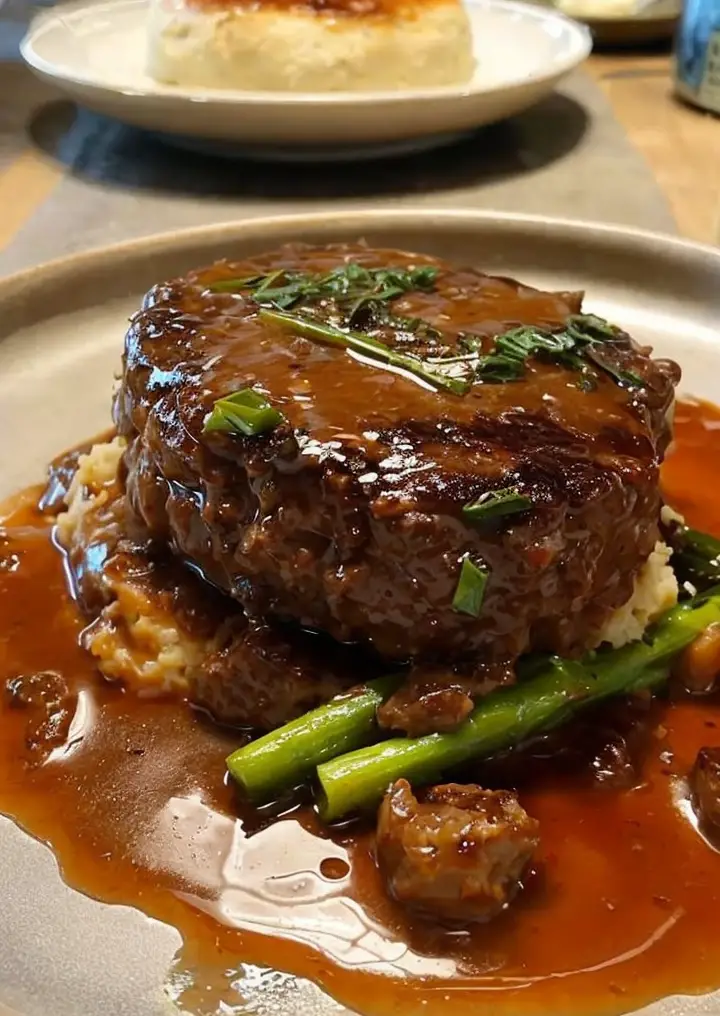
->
[84,578,217,696]
[56,437,126,550]
[590,541,678,649]
[57,439,222,695]
[58,441,679,695]
[146,0,476,92]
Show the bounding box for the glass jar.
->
[675,0,720,114]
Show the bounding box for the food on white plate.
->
[3,241,720,1015]
[554,0,659,17]
[377,779,540,921]
[146,0,476,92]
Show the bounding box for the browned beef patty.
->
[114,242,679,676]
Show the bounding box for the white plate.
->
[530,0,680,44]
[20,0,591,153]
[574,0,680,44]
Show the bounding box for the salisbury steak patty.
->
[115,242,679,673]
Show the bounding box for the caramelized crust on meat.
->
[115,242,679,680]
[51,448,359,727]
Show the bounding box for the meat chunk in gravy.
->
[376,779,539,923]
[377,669,478,737]
[691,747,720,832]
[4,671,74,757]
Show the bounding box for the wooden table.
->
[588,53,720,244]
[0,51,718,253]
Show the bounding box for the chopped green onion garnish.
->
[203,388,285,437]
[206,271,641,398]
[253,269,288,294]
[207,275,265,293]
[463,488,532,523]
[469,314,644,393]
[475,325,587,383]
[585,349,645,389]
[452,556,489,617]
[259,308,470,396]
[609,367,645,389]
[207,263,438,309]
[566,313,619,342]
[588,357,641,388]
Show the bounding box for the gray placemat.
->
[0,12,676,275]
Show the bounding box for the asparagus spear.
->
[316,590,720,822]
[226,674,402,801]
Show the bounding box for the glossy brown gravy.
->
[2,398,720,1016]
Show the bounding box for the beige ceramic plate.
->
[1,210,720,1016]
[560,0,680,44]
[533,0,679,45]
[585,0,680,46]
[19,0,591,154]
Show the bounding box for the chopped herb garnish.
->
[452,556,489,617]
[259,308,470,395]
[208,263,439,313]
[209,268,641,398]
[566,313,619,342]
[466,313,644,391]
[207,275,265,293]
[599,364,645,389]
[463,488,532,523]
[475,325,588,383]
[203,388,285,437]
[474,352,526,383]
[584,346,645,389]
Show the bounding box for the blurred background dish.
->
[20,0,591,156]
[147,0,476,93]
[539,0,681,46]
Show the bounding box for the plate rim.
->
[19,0,592,108]
[561,0,680,25]
[1,209,719,306]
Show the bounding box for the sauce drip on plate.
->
[1,398,720,1016]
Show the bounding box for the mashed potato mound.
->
[57,439,223,695]
[83,577,217,696]
[56,437,126,549]
[593,541,678,649]
[58,441,679,695]
[146,0,476,92]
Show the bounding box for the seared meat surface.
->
[691,747,720,832]
[55,461,361,729]
[376,779,539,923]
[194,618,371,729]
[115,243,678,685]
